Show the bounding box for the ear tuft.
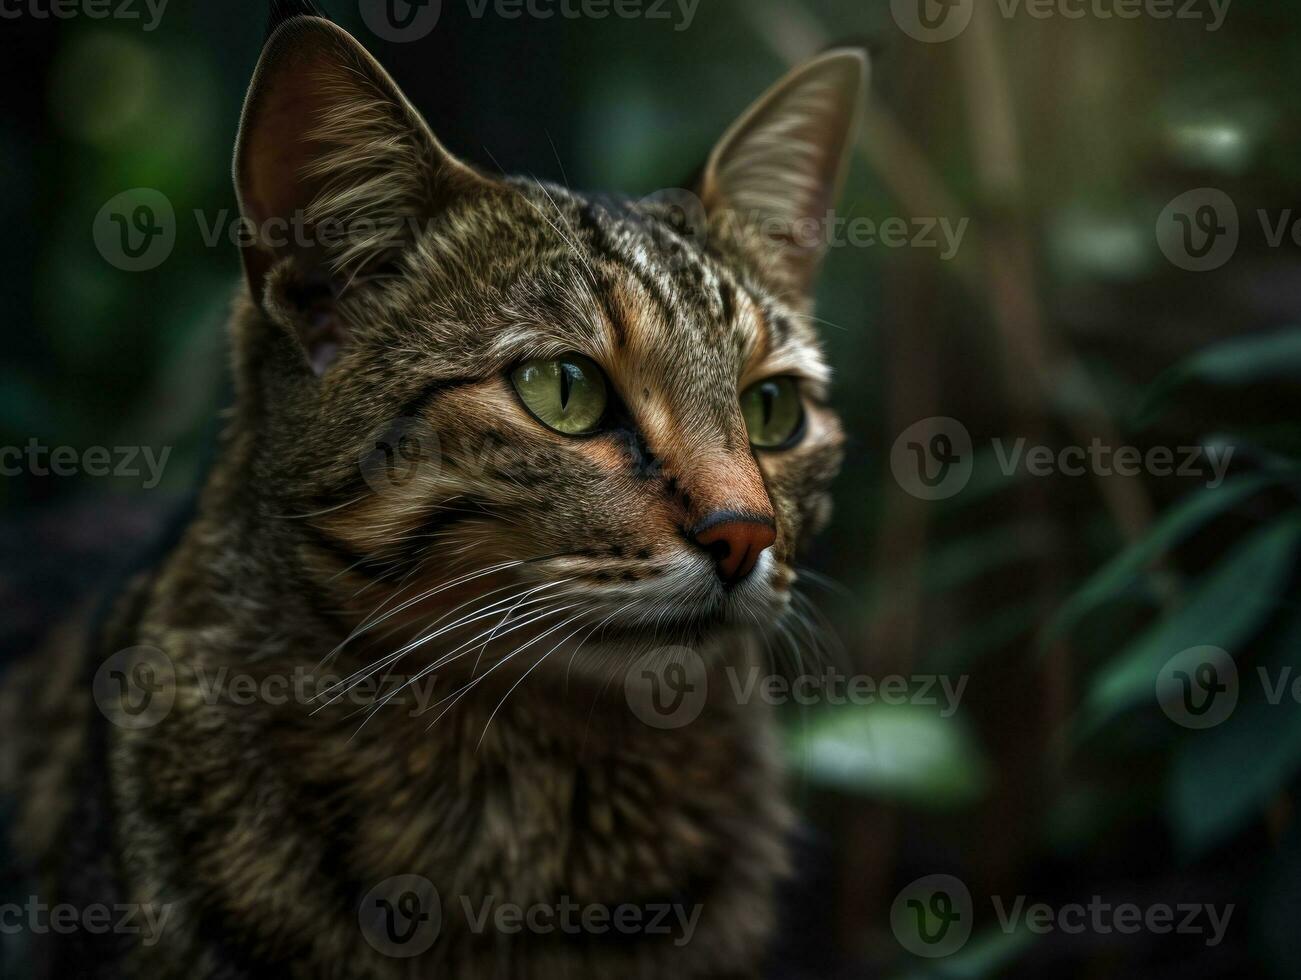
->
[266,0,330,37]
[700,48,868,301]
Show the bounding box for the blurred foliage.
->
[789,702,990,808]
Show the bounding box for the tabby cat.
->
[0,1,864,976]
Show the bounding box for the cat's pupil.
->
[560,363,574,411]
[760,383,777,426]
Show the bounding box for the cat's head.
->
[231,8,865,667]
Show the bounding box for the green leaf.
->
[1207,428,1301,469]
[1169,611,1301,855]
[1078,516,1301,737]
[896,927,1037,980]
[1134,329,1301,428]
[1045,472,1294,644]
[787,703,990,808]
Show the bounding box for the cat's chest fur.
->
[109,631,791,978]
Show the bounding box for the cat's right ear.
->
[235,11,487,373]
[698,49,867,306]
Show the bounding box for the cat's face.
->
[233,12,864,666]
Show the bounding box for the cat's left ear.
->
[699,49,868,303]
[235,13,490,374]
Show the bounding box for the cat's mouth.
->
[341,548,789,690]
[538,548,789,640]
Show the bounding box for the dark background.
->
[3,0,1301,976]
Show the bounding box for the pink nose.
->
[692,514,777,585]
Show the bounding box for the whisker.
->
[314,583,571,710]
[474,610,598,749]
[344,598,579,735]
[417,601,592,728]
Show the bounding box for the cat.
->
[0,1,864,976]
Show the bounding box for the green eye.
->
[740,377,805,449]
[511,355,609,435]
